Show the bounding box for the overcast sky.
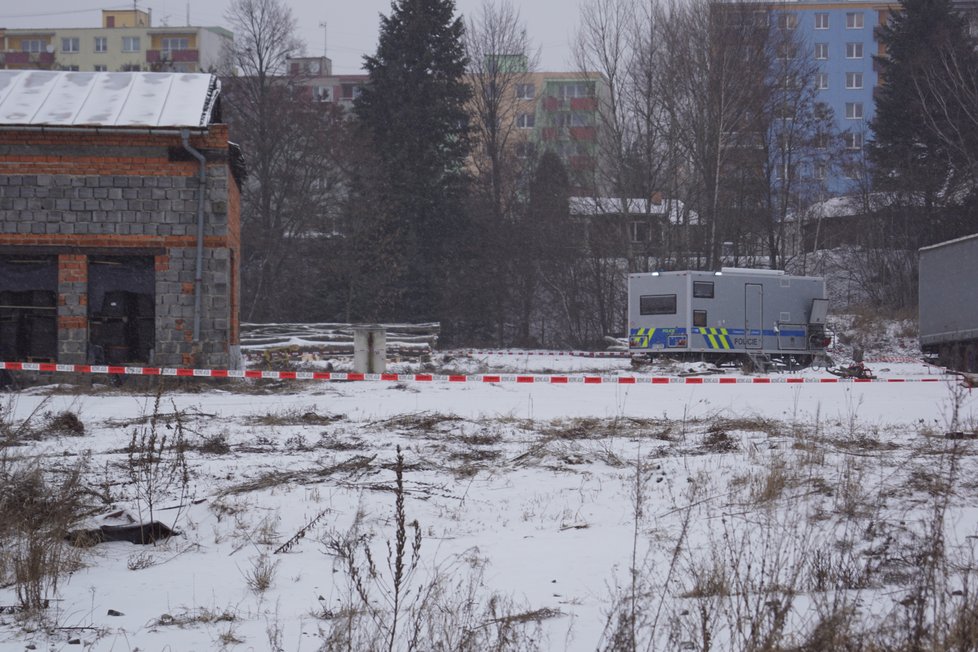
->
[0,1,583,75]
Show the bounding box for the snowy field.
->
[0,353,975,651]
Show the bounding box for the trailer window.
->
[693,310,707,327]
[693,281,714,298]
[640,294,676,315]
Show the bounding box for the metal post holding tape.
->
[353,325,386,374]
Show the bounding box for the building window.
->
[122,36,141,52]
[161,37,189,52]
[846,12,864,29]
[639,294,676,316]
[815,163,827,179]
[815,13,829,29]
[815,43,829,60]
[845,165,862,180]
[630,221,650,243]
[845,102,863,119]
[121,63,141,72]
[64,65,80,71]
[94,64,107,72]
[61,37,79,53]
[693,310,708,328]
[20,39,44,53]
[515,83,535,100]
[94,37,107,53]
[777,13,797,29]
[815,131,829,149]
[693,281,714,298]
[515,141,535,158]
[846,42,864,59]
[844,131,864,149]
[517,113,535,128]
[845,72,863,89]
[557,82,594,99]
[816,72,829,90]
[313,85,332,102]
[778,43,797,60]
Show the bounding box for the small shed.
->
[0,70,244,368]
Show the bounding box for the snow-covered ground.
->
[0,351,974,651]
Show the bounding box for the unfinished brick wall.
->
[0,126,241,368]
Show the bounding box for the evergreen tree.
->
[354,0,472,324]
[871,0,978,200]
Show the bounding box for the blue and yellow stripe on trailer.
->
[695,327,732,350]
[629,327,687,349]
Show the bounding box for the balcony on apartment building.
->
[541,96,599,112]
[146,49,200,64]
[539,126,597,142]
[3,51,55,66]
[569,155,595,169]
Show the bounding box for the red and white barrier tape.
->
[0,361,950,385]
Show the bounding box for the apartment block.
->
[285,55,605,193]
[764,0,900,192]
[0,9,231,73]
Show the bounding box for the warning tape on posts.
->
[0,361,950,385]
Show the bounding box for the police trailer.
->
[627,268,830,368]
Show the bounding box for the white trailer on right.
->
[919,233,978,372]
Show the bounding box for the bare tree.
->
[752,21,840,269]
[658,0,771,268]
[222,0,346,321]
[464,1,539,344]
[574,0,636,199]
[465,0,538,223]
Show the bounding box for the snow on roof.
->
[0,70,220,129]
[804,192,927,220]
[569,196,699,225]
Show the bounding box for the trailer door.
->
[745,284,763,349]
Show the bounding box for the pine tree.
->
[354,0,472,323]
[871,0,978,200]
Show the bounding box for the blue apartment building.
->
[768,0,900,194]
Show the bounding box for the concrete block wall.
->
[0,125,241,369]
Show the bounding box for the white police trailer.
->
[627,268,830,368]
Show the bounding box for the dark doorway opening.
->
[0,256,58,362]
[88,256,155,364]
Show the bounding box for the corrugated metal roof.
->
[0,70,220,128]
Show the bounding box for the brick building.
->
[0,70,244,369]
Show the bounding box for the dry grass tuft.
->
[376,412,464,433]
[701,426,738,453]
[247,407,345,427]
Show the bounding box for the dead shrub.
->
[458,429,504,446]
[0,453,92,612]
[751,457,791,503]
[195,432,231,455]
[126,389,190,536]
[376,412,464,433]
[244,554,278,594]
[41,411,85,437]
[247,407,344,427]
[701,427,738,453]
